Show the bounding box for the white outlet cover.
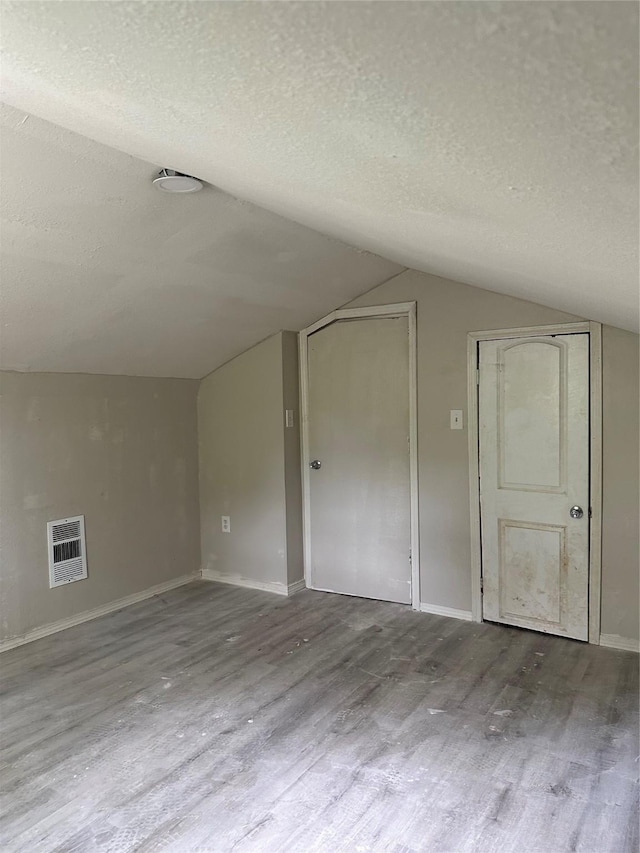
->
[450,410,464,430]
[221,515,231,533]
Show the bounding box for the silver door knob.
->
[570,506,584,519]
[309,460,322,470]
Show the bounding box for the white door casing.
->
[306,315,411,604]
[478,333,590,640]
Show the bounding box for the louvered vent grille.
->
[53,539,81,563]
[52,520,81,543]
[47,516,88,588]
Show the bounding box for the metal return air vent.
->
[47,516,88,588]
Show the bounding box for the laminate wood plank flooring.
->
[1,581,638,853]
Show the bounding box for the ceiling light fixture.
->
[153,168,203,193]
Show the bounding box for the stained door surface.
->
[307,316,411,604]
[479,334,590,640]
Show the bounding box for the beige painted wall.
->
[345,269,639,641]
[198,332,303,588]
[281,331,305,585]
[601,326,639,641]
[0,371,200,642]
[3,275,635,649]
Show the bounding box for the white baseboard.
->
[287,578,306,596]
[201,569,291,596]
[599,633,640,653]
[0,573,200,654]
[419,602,473,622]
[201,570,306,598]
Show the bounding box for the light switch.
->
[450,410,464,430]
[285,409,294,428]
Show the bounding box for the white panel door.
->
[479,334,590,640]
[308,316,411,604]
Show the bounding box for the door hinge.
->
[409,550,412,564]
[476,368,480,386]
[480,577,484,593]
[588,507,592,518]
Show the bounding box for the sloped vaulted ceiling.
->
[0,104,401,378]
[0,1,638,378]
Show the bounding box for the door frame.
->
[299,302,420,609]
[467,321,603,643]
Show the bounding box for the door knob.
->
[570,506,584,519]
[309,460,322,470]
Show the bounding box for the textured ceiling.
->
[0,1,638,377]
[0,104,401,377]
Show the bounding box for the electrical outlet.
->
[221,515,231,533]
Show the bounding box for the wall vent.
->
[47,515,88,588]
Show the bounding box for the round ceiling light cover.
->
[153,168,203,193]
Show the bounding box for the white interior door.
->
[479,333,590,640]
[307,316,411,604]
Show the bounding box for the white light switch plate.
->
[285,409,294,428]
[450,410,463,430]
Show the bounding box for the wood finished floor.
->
[1,581,638,853]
